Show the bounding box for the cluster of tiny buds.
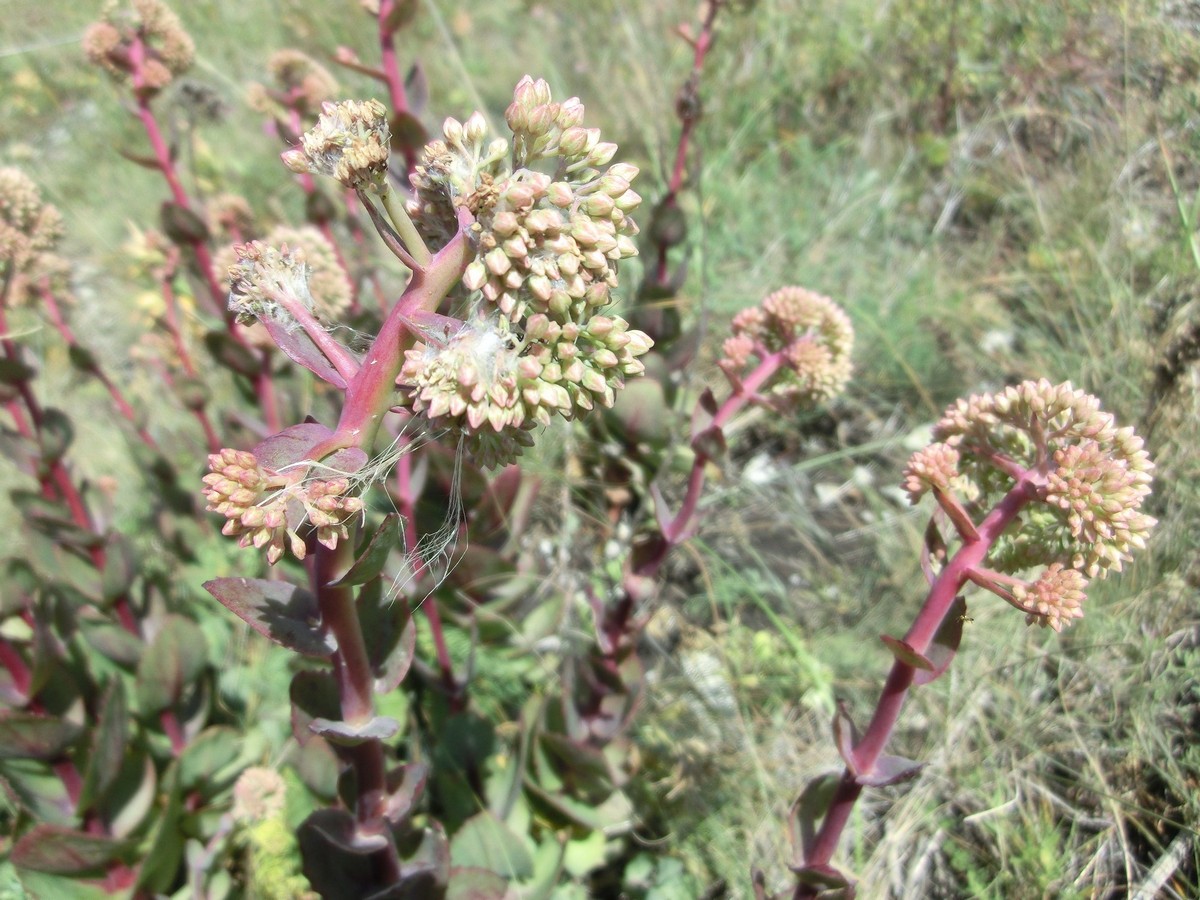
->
[218,228,351,324]
[247,50,339,121]
[903,379,1155,631]
[203,448,363,565]
[0,167,63,280]
[399,311,652,468]
[718,286,854,408]
[505,75,618,172]
[282,99,391,193]
[83,0,194,95]
[231,766,287,823]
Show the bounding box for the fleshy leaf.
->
[77,680,128,813]
[912,595,966,687]
[789,773,840,860]
[832,702,860,776]
[309,716,400,746]
[0,712,82,760]
[290,670,341,744]
[385,762,429,825]
[11,825,128,875]
[858,754,925,788]
[204,577,334,657]
[299,808,392,900]
[879,635,934,671]
[357,577,416,693]
[178,726,243,791]
[333,515,401,587]
[204,330,261,378]
[450,810,534,879]
[444,868,510,900]
[262,315,350,388]
[135,615,208,715]
[789,863,852,891]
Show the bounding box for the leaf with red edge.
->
[77,680,128,813]
[385,762,429,824]
[204,577,334,658]
[261,316,351,388]
[832,702,861,775]
[136,615,208,715]
[11,825,128,875]
[912,595,966,687]
[253,422,331,470]
[858,754,925,788]
[879,635,934,671]
[0,712,81,760]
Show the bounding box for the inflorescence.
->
[83,0,195,95]
[903,379,1155,630]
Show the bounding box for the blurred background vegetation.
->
[1,0,1198,896]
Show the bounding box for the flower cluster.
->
[202,448,363,565]
[0,168,63,279]
[282,99,391,193]
[718,286,854,408]
[82,0,194,95]
[400,311,651,468]
[397,77,652,466]
[217,226,351,324]
[231,767,287,823]
[906,379,1155,630]
[247,50,339,122]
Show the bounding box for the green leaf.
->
[203,577,334,658]
[77,680,128,813]
[0,712,82,760]
[81,621,144,668]
[37,408,74,462]
[135,616,208,715]
[134,762,182,893]
[178,726,242,792]
[203,330,261,378]
[445,867,510,900]
[100,534,138,603]
[357,577,416,694]
[450,810,533,879]
[334,515,401,587]
[11,825,128,875]
[308,716,399,746]
[101,749,157,838]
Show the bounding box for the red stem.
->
[376,0,418,176]
[796,472,1044,890]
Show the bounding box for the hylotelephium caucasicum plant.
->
[200,77,658,895]
[760,379,1156,898]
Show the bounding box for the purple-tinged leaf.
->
[135,616,208,715]
[333,515,401,587]
[77,680,127,813]
[789,773,840,860]
[299,808,389,900]
[292,735,338,800]
[11,825,128,875]
[0,712,82,760]
[100,533,137,602]
[309,715,400,746]
[690,423,727,462]
[879,635,934,671]
[832,702,861,775]
[450,810,534,879]
[204,577,334,658]
[385,762,428,825]
[254,422,332,470]
[262,316,350,388]
[858,754,925,788]
[912,595,966,687]
[1,758,74,824]
[539,732,614,804]
[290,670,341,745]
[921,516,947,586]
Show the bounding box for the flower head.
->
[202,448,363,565]
[248,50,339,121]
[0,168,63,280]
[83,0,194,95]
[218,227,350,324]
[282,99,391,192]
[719,286,854,408]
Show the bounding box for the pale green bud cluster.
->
[203,448,364,565]
[282,99,391,193]
[719,286,854,407]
